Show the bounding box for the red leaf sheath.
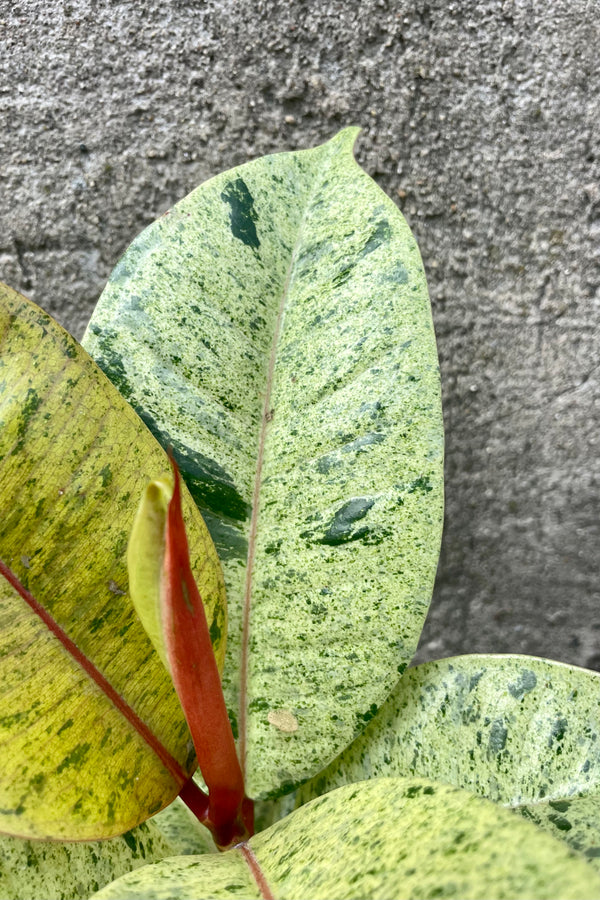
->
[163,459,251,848]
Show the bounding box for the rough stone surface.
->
[1,0,598,670]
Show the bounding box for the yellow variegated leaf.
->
[0,284,226,840]
[0,820,176,900]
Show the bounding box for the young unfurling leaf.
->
[128,460,252,849]
[127,474,175,674]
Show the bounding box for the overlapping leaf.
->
[91,777,600,900]
[295,654,600,867]
[83,128,444,798]
[0,284,226,840]
[0,819,176,900]
[151,797,219,856]
[0,797,217,900]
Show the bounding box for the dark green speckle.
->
[98,464,113,488]
[487,719,508,755]
[360,219,391,256]
[317,497,375,546]
[55,743,91,773]
[221,178,260,250]
[548,717,568,749]
[209,616,222,646]
[508,669,537,700]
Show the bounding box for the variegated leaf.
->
[83,129,444,798]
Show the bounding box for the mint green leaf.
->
[83,129,444,798]
[92,853,260,900]
[91,778,600,900]
[151,797,218,856]
[0,820,176,900]
[296,654,600,868]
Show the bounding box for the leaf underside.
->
[83,128,444,798]
[91,777,600,900]
[0,284,226,839]
[296,653,600,868]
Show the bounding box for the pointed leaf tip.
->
[330,125,361,150]
[84,130,443,798]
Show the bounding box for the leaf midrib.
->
[0,556,188,786]
[238,843,275,900]
[238,143,337,774]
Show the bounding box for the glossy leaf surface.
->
[92,777,600,900]
[296,654,600,867]
[0,284,226,839]
[83,128,444,797]
[127,472,175,673]
[0,820,176,900]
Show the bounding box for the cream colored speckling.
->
[0,819,177,900]
[83,129,444,798]
[296,653,600,870]
[91,777,600,900]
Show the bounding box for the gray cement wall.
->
[1,0,598,669]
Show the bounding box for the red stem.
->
[239,844,276,900]
[164,459,253,849]
[0,558,189,788]
[178,777,210,824]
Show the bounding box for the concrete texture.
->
[1,0,598,669]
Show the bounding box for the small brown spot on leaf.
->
[267,709,299,733]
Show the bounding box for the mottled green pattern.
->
[92,778,600,900]
[91,853,259,900]
[83,129,444,797]
[0,820,176,900]
[517,795,600,872]
[0,285,226,839]
[296,654,600,868]
[151,797,218,856]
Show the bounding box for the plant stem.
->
[179,776,210,825]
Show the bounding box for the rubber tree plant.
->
[1,130,600,900]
